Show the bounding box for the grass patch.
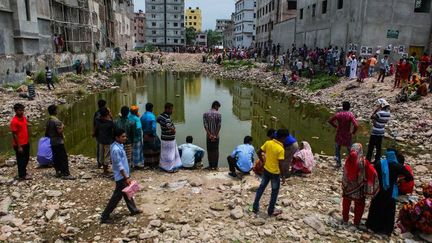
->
[112,59,126,68]
[2,83,22,90]
[222,60,256,70]
[306,72,340,91]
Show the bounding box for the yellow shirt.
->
[261,139,285,175]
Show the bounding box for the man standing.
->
[252,129,288,217]
[203,101,222,170]
[128,106,144,169]
[101,128,141,224]
[93,99,107,168]
[328,101,359,168]
[45,66,55,90]
[366,99,391,163]
[368,55,378,77]
[114,106,135,167]
[157,103,182,172]
[178,136,205,169]
[141,103,160,168]
[10,103,31,180]
[227,136,254,178]
[95,107,115,175]
[45,105,75,180]
[377,55,389,82]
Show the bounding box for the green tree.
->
[186,27,197,45]
[206,30,222,47]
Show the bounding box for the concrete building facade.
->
[223,13,235,48]
[255,0,278,50]
[274,0,432,56]
[215,19,232,33]
[133,10,146,49]
[145,0,186,50]
[0,0,134,55]
[195,32,207,46]
[185,7,202,32]
[234,0,256,49]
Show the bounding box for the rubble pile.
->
[0,153,429,242]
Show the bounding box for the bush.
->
[34,71,59,84]
[112,59,126,67]
[306,72,340,91]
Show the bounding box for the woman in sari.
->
[366,149,413,235]
[342,143,379,226]
[291,141,315,174]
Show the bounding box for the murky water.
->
[0,72,394,166]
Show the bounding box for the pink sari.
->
[292,141,315,173]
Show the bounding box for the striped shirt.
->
[371,109,391,136]
[157,112,175,141]
[203,109,222,138]
[46,69,53,80]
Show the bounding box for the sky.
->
[133,0,235,31]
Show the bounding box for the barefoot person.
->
[101,128,141,223]
[252,129,288,217]
[10,103,31,180]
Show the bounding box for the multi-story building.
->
[272,0,297,53]
[145,0,186,51]
[185,7,202,32]
[234,0,256,49]
[133,10,146,49]
[195,32,207,46]
[215,19,232,33]
[294,0,432,56]
[223,13,235,48]
[0,0,134,55]
[255,0,278,52]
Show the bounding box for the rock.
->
[419,233,432,242]
[251,218,266,226]
[4,159,16,167]
[46,190,63,197]
[149,220,162,228]
[81,173,92,180]
[303,215,328,235]
[414,165,428,173]
[65,226,78,234]
[0,197,12,216]
[210,203,225,211]
[45,209,56,221]
[230,206,244,219]
[16,85,27,92]
[281,199,292,207]
[189,179,203,187]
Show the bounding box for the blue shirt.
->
[178,143,205,168]
[231,144,255,172]
[140,111,157,136]
[284,135,297,147]
[110,142,130,181]
[128,113,142,143]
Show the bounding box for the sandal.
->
[270,209,282,217]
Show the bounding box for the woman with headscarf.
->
[291,141,315,174]
[366,149,413,235]
[342,143,379,226]
[128,105,144,169]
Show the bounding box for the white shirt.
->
[178,143,205,168]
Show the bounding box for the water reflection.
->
[0,71,384,166]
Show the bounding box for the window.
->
[322,0,327,14]
[174,6,178,10]
[152,39,156,43]
[194,22,196,25]
[151,6,155,10]
[312,4,316,17]
[338,0,343,9]
[287,0,297,10]
[300,8,303,19]
[174,22,178,27]
[174,39,178,43]
[152,22,156,26]
[152,14,156,18]
[24,0,31,21]
[415,0,431,12]
[194,16,197,19]
[152,30,156,34]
